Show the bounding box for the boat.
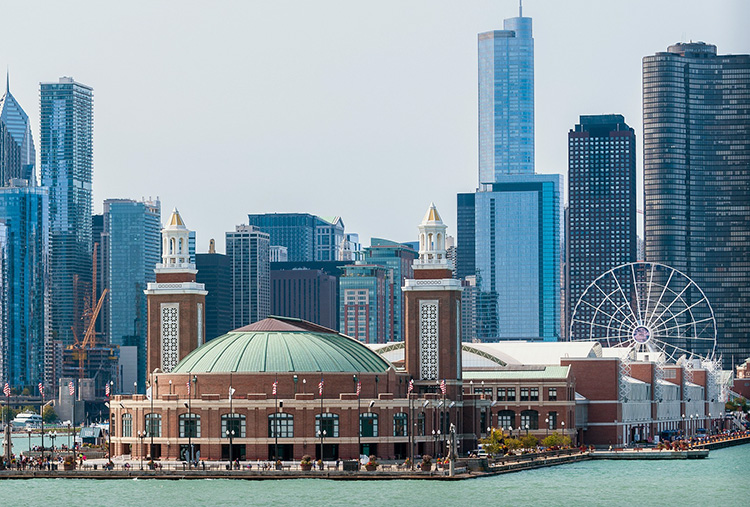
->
[11,411,43,430]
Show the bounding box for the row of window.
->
[469,387,558,402]
[119,412,410,439]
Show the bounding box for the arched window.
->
[521,410,539,430]
[170,237,176,255]
[221,413,246,438]
[268,413,294,438]
[393,413,408,437]
[145,413,161,437]
[179,413,200,438]
[179,237,184,254]
[360,413,378,437]
[121,413,132,438]
[315,413,339,438]
[497,410,515,429]
[420,233,425,252]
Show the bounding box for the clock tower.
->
[145,209,207,374]
[403,203,462,397]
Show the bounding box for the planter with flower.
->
[300,455,313,471]
[421,455,432,472]
[365,455,378,471]
[63,455,76,471]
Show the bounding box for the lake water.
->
[1,445,747,506]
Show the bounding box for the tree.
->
[542,432,572,448]
[1,406,18,421]
[505,437,522,450]
[21,387,31,396]
[479,428,507,455]
[42,405,58,424]
[520,434,539,450]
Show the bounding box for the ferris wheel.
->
[569,262,717,364]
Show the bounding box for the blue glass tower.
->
[40,77,94,347]
[0,75,36,185]
[478,7,534,182]
[0,183,49,386]
[246,213,345,262]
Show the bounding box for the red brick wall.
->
[147,293,206,375]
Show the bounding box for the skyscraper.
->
[339,263,391,343]
[643,42,750,367]
[101,198,161,384]
[478,5,534,182]
[566,115,637,338]
[226,224,270,328]
[363,238,417,342]
[0,75,36,185]
[246,213,345,262]
[40,77,94,347]
[271,268,337,330]
[459,7,562,343]
[0,182,49,386]
[196,240,232,341]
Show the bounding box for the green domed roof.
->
[171,317,391,374]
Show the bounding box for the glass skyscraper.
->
[462,175,562,342]
[0,76,36,185]
[478,8,534,183]
[0,183,49,386]
[246,213,345,262]
[458,8,562,343]
[339,263,390,344]
[40,77,94,347]
[643,43,750,368]
[566,115,637,338]
[227,224,270,327]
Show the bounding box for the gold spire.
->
[421,202,442,224]
[168,208,185,227]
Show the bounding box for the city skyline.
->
[0,1,745,250]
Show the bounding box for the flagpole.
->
[274,376,279,462]
[229,372,233,467]
[40,386,45,464]
[356,374,360,464]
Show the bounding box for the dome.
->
[171,316,391,374]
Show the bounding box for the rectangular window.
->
[520,388,529,402]
[497,387,506,401]
[507,388,516,402]
[530,388,539,402]
[548,388,557,401]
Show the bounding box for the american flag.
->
[3,382,9,397]
[440,379,446,395]
[68,381,75,396]
[407,379,414,394]
[38,383,44,398]
[105,383,110,397]
[356,381,361,397]
[318,378,324,396]
[272,380,278,395]
[186,381,191,395]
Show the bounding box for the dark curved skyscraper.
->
[643,43,750,368]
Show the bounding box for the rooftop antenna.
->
[5,68,8,94]
[519,0,523,17]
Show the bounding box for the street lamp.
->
[66,422,72,457]
[226,429,235,466]
[138,430,147,469]
[50,431,57,459]
[316,429,327,463]
[545,417,549,438]
[561,421,566,442]
[525,424,529,436]
[27,428,32,456]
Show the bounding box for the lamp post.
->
[353,374,360,459]
[105,401,111,461]
[689,415,694,439]
[525,424,529,437]
[169,379,172,395]
[27,428,32,456]
[66,423,71,457]
[317,429,327,463]
[149,375,157,460]
[138,430,147,469]
[545,417,549,439]
[561,421,566,443]
[681,414,686,438]
[50,431,57,459]
[226,429,235,466]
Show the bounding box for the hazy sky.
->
[1,1,747,253]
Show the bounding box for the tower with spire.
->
[0,71,36,185]
[403,203,462,397]
[145,208,207,374]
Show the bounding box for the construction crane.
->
[69,288,108,379]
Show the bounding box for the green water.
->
[1,445,748,506]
